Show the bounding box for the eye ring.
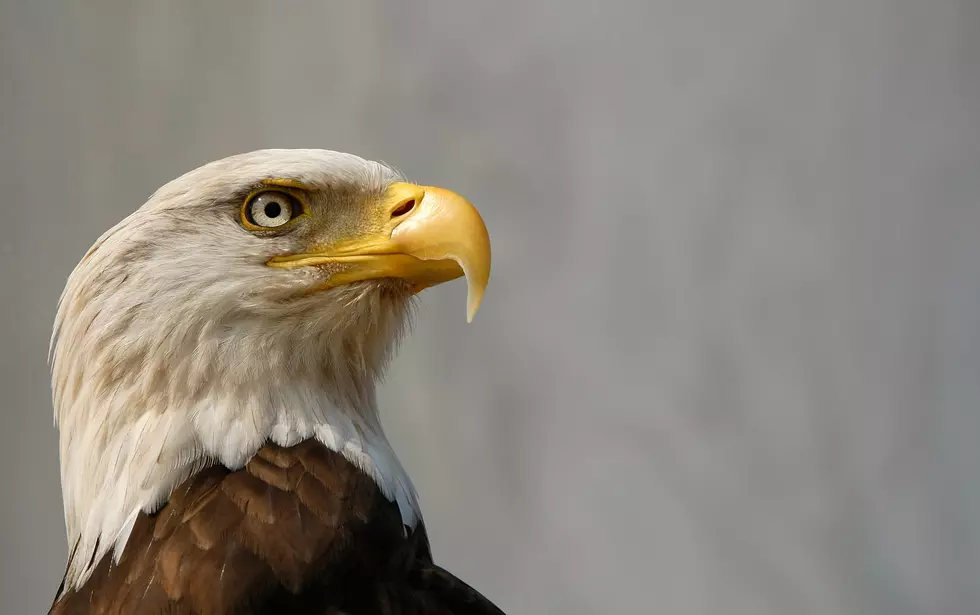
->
[241,189,305,231]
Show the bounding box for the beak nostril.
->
[391,199,416,218]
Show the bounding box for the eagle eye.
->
[242,190,301,230]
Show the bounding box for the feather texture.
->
[49,440,504,614]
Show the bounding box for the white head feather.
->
[50,149,422,590]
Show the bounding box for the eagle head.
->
[49,149,491,590]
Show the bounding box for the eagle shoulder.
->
[49,439,503,615]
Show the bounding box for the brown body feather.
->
[49,440,504,615]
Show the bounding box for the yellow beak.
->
[267,183,491,322]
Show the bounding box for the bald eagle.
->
[47,150,503,614]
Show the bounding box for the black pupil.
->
[264,201,282,219]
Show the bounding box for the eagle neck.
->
[58,381,420,592]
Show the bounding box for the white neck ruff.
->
[58,381,419,591]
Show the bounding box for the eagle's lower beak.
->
[267,183,491,322]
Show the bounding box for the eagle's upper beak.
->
[267,183,491,322]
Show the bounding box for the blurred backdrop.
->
[2,1,979,613]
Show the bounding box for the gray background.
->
[2,1,978,613]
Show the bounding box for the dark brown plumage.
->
[49,440,504,615]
